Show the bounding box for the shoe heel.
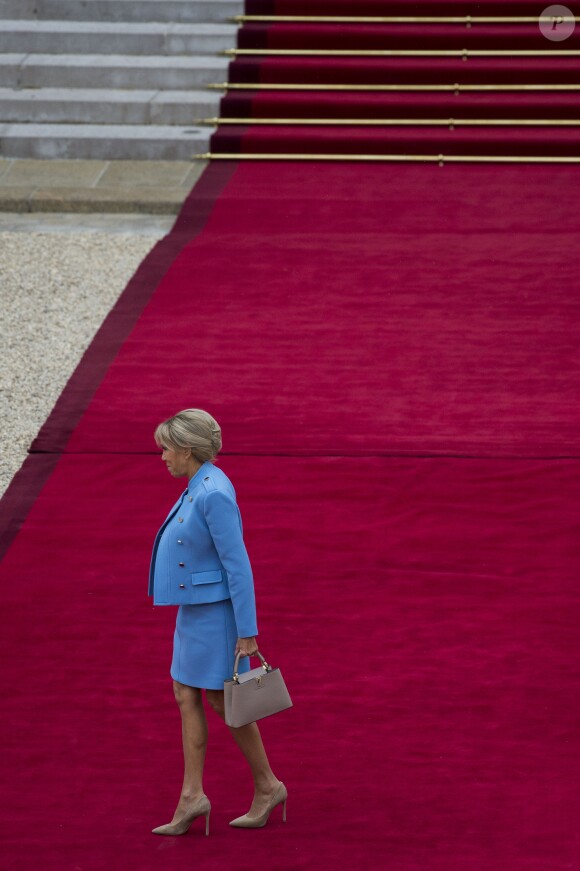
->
[282,798,287,823]
[205,811,210,836]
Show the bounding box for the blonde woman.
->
[149,409,286,835]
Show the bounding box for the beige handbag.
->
[224,650,293,728]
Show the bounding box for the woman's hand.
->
[236,636,259,657]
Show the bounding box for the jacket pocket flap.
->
[191,569,223,585]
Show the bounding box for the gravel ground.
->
[0,217,170,498]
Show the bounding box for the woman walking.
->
[149,408,286,836]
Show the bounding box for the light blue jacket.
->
[149,461,258,638]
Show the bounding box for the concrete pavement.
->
[0,157,208,213]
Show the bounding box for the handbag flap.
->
[237,665,269,684]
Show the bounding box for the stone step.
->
[2,53,229,89]
[0,55,27,88]
[0,0,243,23]
[0,3,237,161]
[0,21,238,55]
[0,87,222,125]
[0,122,213,159]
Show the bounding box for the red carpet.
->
[220,90,580,121]
[225,58,580,88]
[1,158,580,871]
[32,163,580,457]
[214,123,580,156]
[1,453,579,870]
[238,23,580,51]
[210,1,580,159]
[245,0,570,14]
[245,0,568,18]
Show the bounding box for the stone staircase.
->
[0,0,242,159]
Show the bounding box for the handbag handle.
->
[233,649,271,682]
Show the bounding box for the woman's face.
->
[160,443,190,478]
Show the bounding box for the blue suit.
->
[149,461,258,639]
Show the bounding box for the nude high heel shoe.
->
[229,781,287,828]
[152,795,211,836]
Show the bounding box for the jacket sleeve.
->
[203,488,258,638]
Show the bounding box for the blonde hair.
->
[154,409,222,463]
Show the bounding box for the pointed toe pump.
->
[152,795,211,836]
[229,781,288,829]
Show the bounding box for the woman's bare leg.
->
[205,689,280,816]
[170,680,208,821]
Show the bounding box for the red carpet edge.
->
[0,161,239,562]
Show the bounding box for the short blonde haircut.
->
[154,409,222,463]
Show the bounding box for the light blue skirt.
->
[170,599,251,690]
